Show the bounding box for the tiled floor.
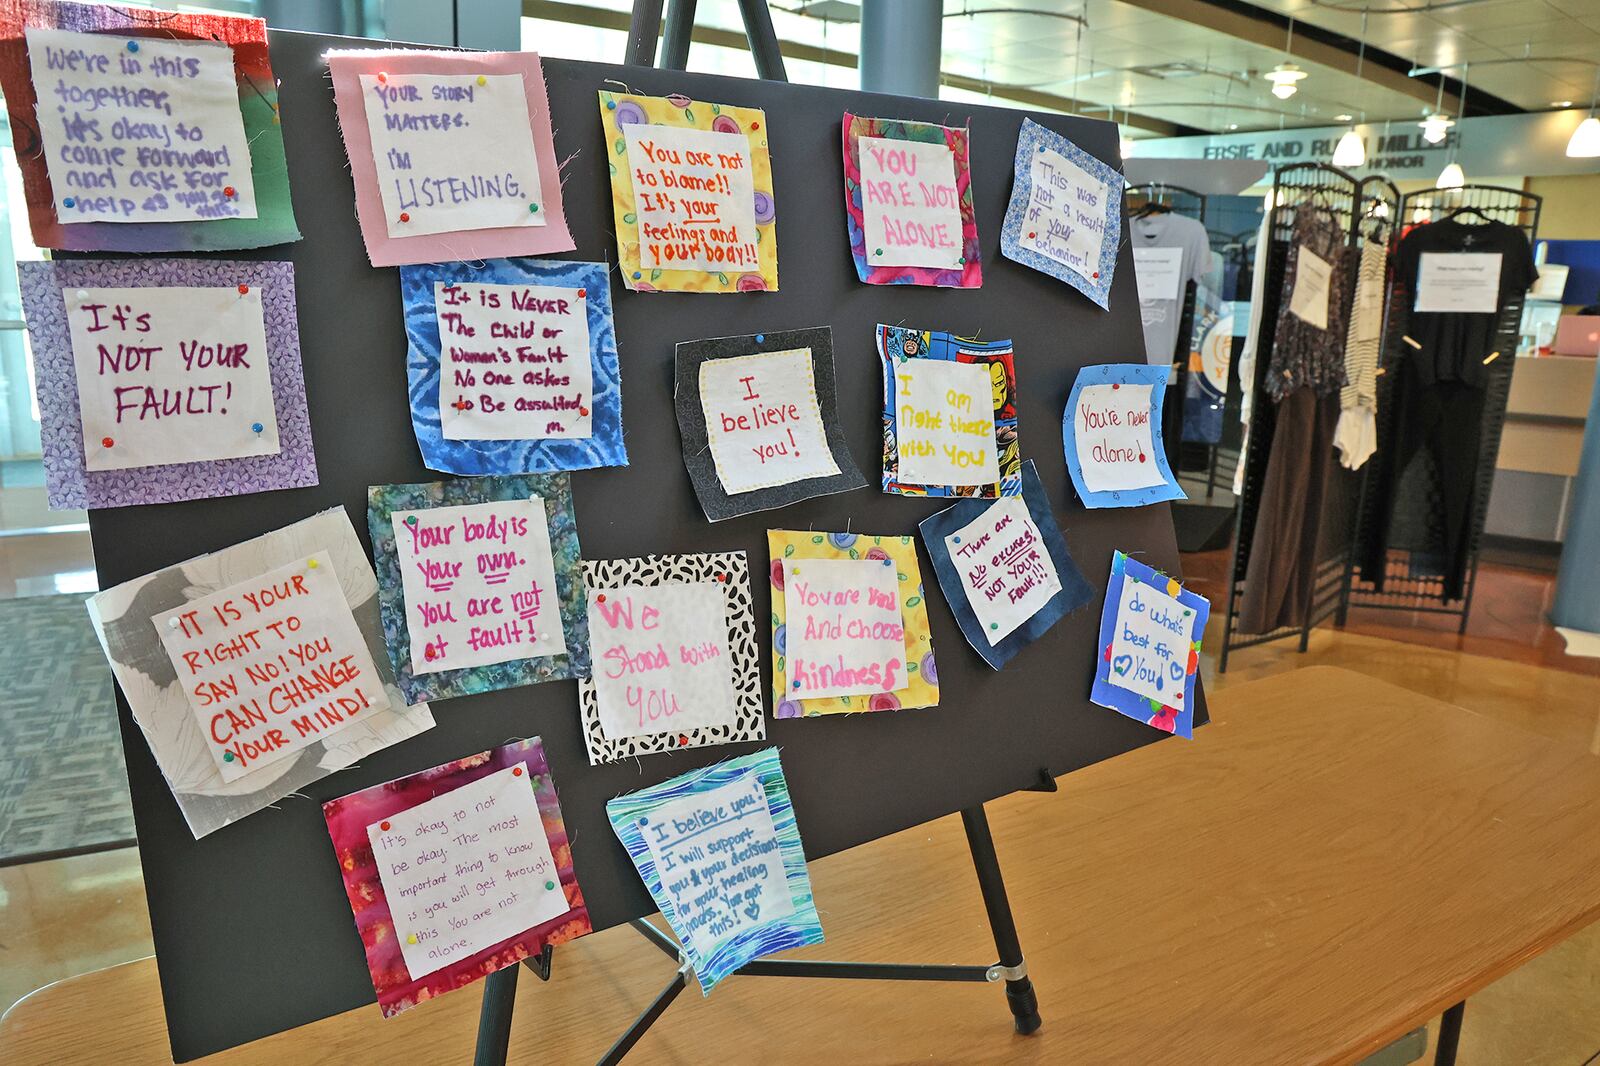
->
[4,551,1600,1062]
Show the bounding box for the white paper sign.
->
[26,28,257,224]
[641,773,793,958]
[894,359,998,487]
[623,124,759,273]
[858,136,963,269]
[1415,252,1503,314]
[1108,573,1193,704]
[945,496,1062,645]
[67,285,279,472]
[587,582,738,740]
[370,763,569,981]
[1133,246,1183,302]
[435,281,592,441]
[783,557,905,699]
[1287,246,1332,330]
[1072,382,1163,493]
[391,498,568,676]
[1018,147,1107,279]
[700,348,839,494]
[154,552,390,781]
[359,73,544,238]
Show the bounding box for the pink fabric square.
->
[327,49,575,267]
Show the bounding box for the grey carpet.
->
[0,592,134,864]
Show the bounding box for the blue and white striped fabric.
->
[606,747,824,994]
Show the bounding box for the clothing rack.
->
[1219,163,1392,671]
[1339,184,1542,633]
[1124,182,1208,479]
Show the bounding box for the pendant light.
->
[1331,13,1368,168]
[1566,69,1600,158]
[1436,63,1468,188]
[1265,18,1305,100]
[1419,76,1453,144]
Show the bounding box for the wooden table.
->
[7,666,1600,1065]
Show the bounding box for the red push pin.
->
[678,734,689,746]
[101,436,114,448]
[377,71,387,83]
[424,647,435,660]
[451,399,470,411]
[1111,383,1120,390]
[380,821,391,831]
[750,121,760,130]
[716,572,728,583]
[512,766,523,777]
[578,405,589,417]
[223,186,235,198]
[596,593,607,603]
[1028,231,1036,239]
[1093,271,1100,278]
[399,211,411,223]
[237,284,249,295]
[576,288,586,298]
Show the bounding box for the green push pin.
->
[545,880,556,891]
[405,515,418,526]
[223,751,235,762]
[874,248,883,256]
[529,203,539,213]
[989,622,999,630]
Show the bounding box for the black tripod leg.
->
[1434,1001,1465,1066]
[960,805,1041,1035]
[473,963,520,1066]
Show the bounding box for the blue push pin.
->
[882,558,893,566]
[126,40,139,53]
[62,196,75,208]
[632,271,641,279]
[606,100,617,110]
[251,421,263,434]
[953,536,961,544]
[755,334,765,344]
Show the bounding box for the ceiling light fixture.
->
[1335,113,1353,122]
[1331,14,1368,168]
[1266,17,1304,99]
[1554,100,1574,108]
[1567,68,1600,157]
[1420,112,1455,143]
[1437,62,1468,187]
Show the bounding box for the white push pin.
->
[167,617,180,629]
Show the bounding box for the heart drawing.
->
[1111,654,1133,677]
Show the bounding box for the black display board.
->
[86,29,1204,1061]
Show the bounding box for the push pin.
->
[75,289,88,301]
[380,821,391,831]
[307,558,319,570]
[577,288,586,298]
[1027,231,1036,239]
[874,248,883,257]
[632,271,642,279]
[882,558,892,566]
[751,121,760,130]
[990,622,999,630]
[791,566,799,575]
[953,536,961,544]
[958,257,966,265]
[406,934,417,945]
[512,766,523,777]
[755,334,765,344]
[62,197,76,208]
[424,647,435,660]
[251,421,263,434]
[167,617,180,629]
[398,211,411,223]
[544,880,556,891]
[578,405,589,416]
[1093,271,1100,278]
[792,680,801,689]
[477,75,487,86]
[528,203,539,213]
[101,436,114,448]
[126,40,139,53]
[678,734,689,746]
[223,186,236,199]
[223,751,235,762]
[377,71,387,83]
[716,572,728,583]
[405,515,418,526]
[596,593,606,603]
[606,100,617,110]
[237,284,250,295]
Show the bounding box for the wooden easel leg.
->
[472,963,519,1066]
[961,804,1042,1035]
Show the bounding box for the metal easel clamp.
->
[986,959,1029,983]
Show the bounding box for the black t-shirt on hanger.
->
[1393,218,1537,388]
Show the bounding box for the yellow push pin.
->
[406,934,417,945]
[307,558,319,570]
[477,75,487,86]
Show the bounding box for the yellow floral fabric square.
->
[767,530,939,716]
[598,90,778,293]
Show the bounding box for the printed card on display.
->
[578,552,764,764]
[606,748,823,995]
[368,474,589,706]
[782,556,905,700]
[434,280,592,441]
[327,50,572,266]
[400,258,624,476]
[841,113,980,287]
[599,90,778,293]
[892,358,999,488]
[919,461,1091,669]
[674,327,864,521]
[1000,119,1121,308]
[66,285,278,472]
[27,27,256,224]
[321,738,590,1017]
[1063,363,1185,508]
[1288,246,1332,329]
[154,552,390,781]
[877,324,1019,498]
[1133,247,1183,302]
[389,498,568,676]
[20,258,315,510]
[0,1,298,252]
[1091,551,1208,738]
[87,508,432,839]
[1414,252,1503,314]
[767,530,939,717]
[358,72,545,238]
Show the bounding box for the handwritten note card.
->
[1091,551,1207,738]
[1064,364,1185,509]
[1288,246,1332,329]
[1018,147,1106,280]
[359,73,543,238]
[701,347,839,494]
[390,498,567,676]
[154,551,390,781]
[434,280,591,441]
[893,358,999,487]
[858,136,962,270]
[641,772,793,958]
[65,284,278,472]
[782,557,904,699]
[368,762,568,980]
[1001,119,1121,308]
[944,495,1062,645]
[27,27,256,223]
[1415,252,1502,314]
[587,581,737,741]
[623,123,758,274]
